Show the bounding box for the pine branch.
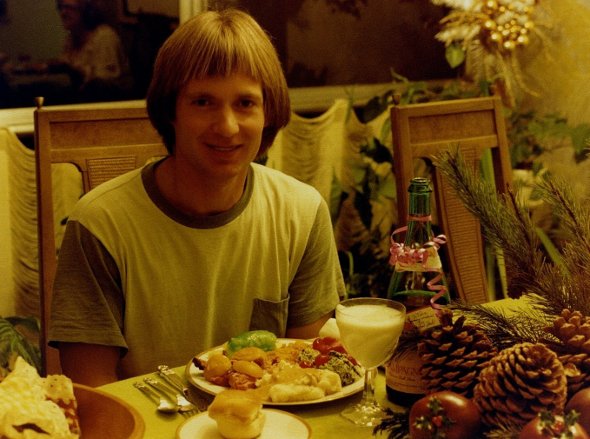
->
[538,175,590,256]
[432,148,590,316]
[432,148,547,298]
[451,303,554,351]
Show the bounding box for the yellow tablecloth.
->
[97,298,530,438]
[99,366,398,439]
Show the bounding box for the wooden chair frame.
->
[391,96,512,304]
[34,101,167,374]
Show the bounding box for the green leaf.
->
[377,173,396,199]
[351,164,367,189]
[363,138,392,164]
[445,43,465,68]
[569,123,590,160]
[353,188,373,230]
[6,316,40,334]
[359,91,393,123]
[329,173,345,224]
[0,317,42,375]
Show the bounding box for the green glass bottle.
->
[385,177,449,407]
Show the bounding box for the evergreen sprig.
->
[432,148,590,316]
[450,303,554,351]
[432,148,547,299]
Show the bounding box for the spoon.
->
[133,382,178,414]
[144,377,198,414]
[157,365,208,412]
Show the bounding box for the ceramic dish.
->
[185,338,364,406]
[176,409,311,439]
[75,384,144,439]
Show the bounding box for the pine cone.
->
[418,311,498,398]
[473,342,567,428]
[546,309,590,395]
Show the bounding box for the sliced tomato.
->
[298,360,314,368]
[312,337,346,355]
[314,354,330,367]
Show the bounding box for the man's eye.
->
[239,99,255,108]
[192,98,210,106]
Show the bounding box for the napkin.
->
[318,318,340,340]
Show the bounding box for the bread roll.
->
[208,390,266,439]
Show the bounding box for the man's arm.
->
[286,311,333,339]
[59,342,121,387]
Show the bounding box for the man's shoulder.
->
[252,163,320,198]
[73,167,144,214]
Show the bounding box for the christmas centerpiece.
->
[374,147,590,438]
[429,0,549,108]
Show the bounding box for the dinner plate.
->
[185,338,364,406]
[176,409,311,439]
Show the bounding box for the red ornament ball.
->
[519,412,589,439]
[409,391,481,439]
[566,388,590,434]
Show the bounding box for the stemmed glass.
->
[336,297,406,427]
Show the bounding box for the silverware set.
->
[133,365,206,416]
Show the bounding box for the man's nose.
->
[212,106,239,136]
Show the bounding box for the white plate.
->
[176,409,311,439]
[185,339,364,406]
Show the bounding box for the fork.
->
[157,365,209,412]
[133,382,177,414]
[144,377,199,415]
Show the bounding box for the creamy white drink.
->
[336,303,405,369]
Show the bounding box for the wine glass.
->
[335,297,406,427]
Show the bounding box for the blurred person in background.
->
[50,0,133,101]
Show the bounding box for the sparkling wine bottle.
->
[385,177,449,407]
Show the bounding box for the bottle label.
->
[394,246,442,273]
[406,305,440,332]
[386,306,439,394]
[386,351,424,394]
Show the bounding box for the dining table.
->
[97,298,530,438]
[99,364,399,439]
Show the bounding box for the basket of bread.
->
[0,356,143,439]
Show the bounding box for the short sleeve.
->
[286,198,344,327]
[48,221,127,350]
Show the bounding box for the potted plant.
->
[0,315,41,377]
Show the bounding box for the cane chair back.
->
[390,96,512,304]
[34,101,167,374]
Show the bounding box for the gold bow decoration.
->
[431,0,551,108]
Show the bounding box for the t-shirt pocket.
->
[249,295,289,336]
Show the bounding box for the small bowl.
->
[74,383,144,438]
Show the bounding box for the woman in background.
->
[52,0,133,100]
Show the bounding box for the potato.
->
[204,353,232,381]
[232,360,264,379]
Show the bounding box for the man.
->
[49,9,345,386]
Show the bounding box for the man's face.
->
[57,0,82,31]
[173,73,266,183]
